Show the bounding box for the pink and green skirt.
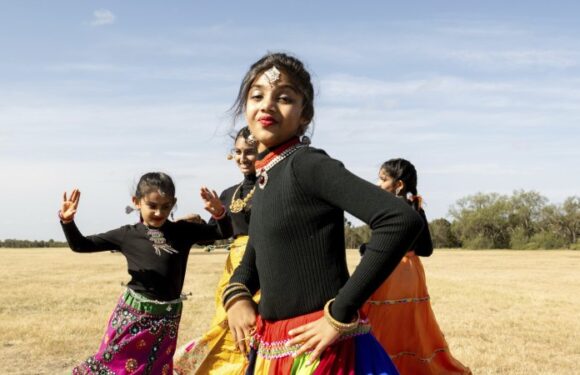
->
[245,310,399,375]
[72,288,182,375]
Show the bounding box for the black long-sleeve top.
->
[229,144,424,322]
[360,207,433,257]
[209,174,256,237]
[62,218,232,301]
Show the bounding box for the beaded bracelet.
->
[323,298,360,334]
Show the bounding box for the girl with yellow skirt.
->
[362,158,471,375]
[174,127,259,375]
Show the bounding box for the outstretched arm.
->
[59,189,123,253]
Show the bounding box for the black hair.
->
[380,158,420,211]
[232,126,253,143]
[134,172,176,200]
[231,52,315,135]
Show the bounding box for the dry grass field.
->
[1,248,579,374]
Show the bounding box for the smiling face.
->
[233,136,257,175]
[245,70,308,152]
[133,191,176,228]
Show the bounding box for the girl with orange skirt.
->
[362,158,471,375]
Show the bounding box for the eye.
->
[277,94,293,104]
[249,90,263,101]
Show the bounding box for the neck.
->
[257,137,300,160]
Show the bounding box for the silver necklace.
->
[256,143,306,189]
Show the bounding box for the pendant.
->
[230,199,245,213]
[258,169,268,189]
[146,228,178,256]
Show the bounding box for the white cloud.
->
[91,9,115,26]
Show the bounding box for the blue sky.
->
[1,1,579,240]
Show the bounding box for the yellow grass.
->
[1,248,579,374]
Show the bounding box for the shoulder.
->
[291,146,344,169]
[221,184,239,196]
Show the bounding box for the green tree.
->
[430,218,460,248]
[449,192,511,249]
[508,190,548,248]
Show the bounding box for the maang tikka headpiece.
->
[264,66,281,87]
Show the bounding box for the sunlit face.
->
[377,169,401,195]
[232,136,257,175]
[133,191,176,228]
[245,70,307,152]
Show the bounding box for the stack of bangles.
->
[222,282,252,311]
[323,298,360,334]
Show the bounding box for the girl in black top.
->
[222,52,424,374]
[60,172,231,375]
[362,158,471,375]
[174,127,259,374]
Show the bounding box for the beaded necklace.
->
[256,138,306,189]
[229,183,256,213]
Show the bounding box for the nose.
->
[260,94,275,112]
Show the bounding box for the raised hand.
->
[200,186,225,217]
[60,189,81,222]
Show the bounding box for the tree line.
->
[0,239,68,248]
[3,190,578,250]
[345,190,579,250]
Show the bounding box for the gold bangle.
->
[223,292,252,311]
[323,298,359,334]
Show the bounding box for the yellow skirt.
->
[174,236,260,375]
[362,252,471,375]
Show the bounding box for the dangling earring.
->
[301,135,311,145]
[125,206,136,214]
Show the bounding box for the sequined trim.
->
[367,295,430,305]
[390,347,450,363]
[250,322,371,360]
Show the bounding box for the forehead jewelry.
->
[264,66,281,87]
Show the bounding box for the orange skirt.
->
[362,252,471,375]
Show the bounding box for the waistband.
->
[122,288,183,315]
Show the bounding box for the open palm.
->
[60,189,81,222]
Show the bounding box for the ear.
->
[172,197,177,208]
[132,196,141,209]
[395,180,405,195]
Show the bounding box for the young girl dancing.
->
[174,127,260,374]
[222,52,424,374]
[59,172,232,375]
[362,158,471,374]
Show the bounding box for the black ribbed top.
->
[229,144,423,322]
[61,218,232,301]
